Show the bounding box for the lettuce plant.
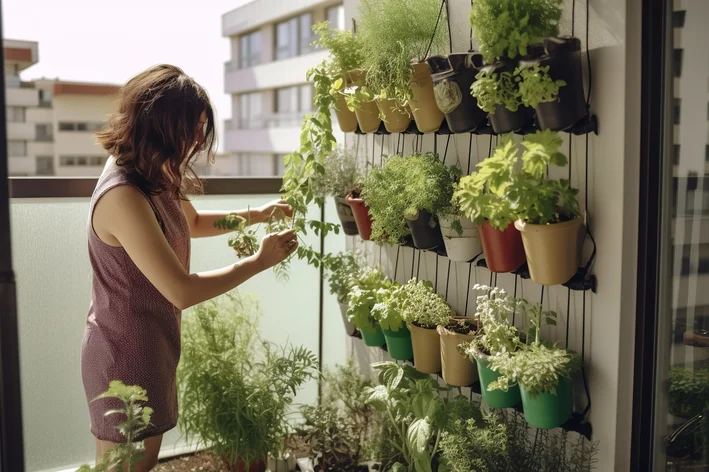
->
[471,69,522,114]
[516,63,566,108]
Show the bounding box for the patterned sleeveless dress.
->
[81,165,190,442]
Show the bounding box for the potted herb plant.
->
[438,317,478,387]
[177,293,318,471]
[487,304,581,429]
[438,177,483,262]
[358,0,448,133]
[375,89,412,133]
[344,71,382,133]
[454,136,527,273]
[399,278,452,374]
[325,252,363,336]
[511,130,582,285]
[311,146,363,236]
[362,152,455,249]
[471,63,533,134]
[347,267,392,347]
[371,283,414,361]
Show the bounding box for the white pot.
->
[268,455,297,472]
[295,457,314,472]
[339,301,357,336]
[439,213,476,231]
[438,214,482,262]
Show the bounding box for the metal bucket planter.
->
[339,301,357,336]
[346,193,373,241]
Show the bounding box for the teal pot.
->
[520,376,574,429]
[382,324,414,361]
[472,348,521,409]
[406,210,443,250]
[360,323,386,347]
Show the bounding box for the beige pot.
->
[407,322,442,374]
[515,217,584,285]
[377,98,412,133]
[347,69,382,133]
[410,62,445,133]
[334,92,358,133]
[437,318,478,387]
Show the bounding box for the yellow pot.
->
[407,322,441,374]
[410,62,444,133]
[347,69,381,133]
[515,217,584,285]
[377,98,412,133]
[334,93,358,133]
[437,318,478,387]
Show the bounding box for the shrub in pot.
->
[311,146,363,236]
[177,293,318,471]
[454,137,527,273]
[438,317,478,387]
[358,0,448,133]
[371,283,414,361]
[668,367,709,418]
[347,267,393,347]
[325,252,364,336]
[362,152,456,249]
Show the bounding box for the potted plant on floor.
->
[438,316,478,387]
[371,283,414,361]
[487,303,581,429]
[358,0,448,133]
[177,293,318,471]
[510,130,582,285]
[311,146,363,236]
[454,136,527,273]
[362,152,456,249]
[325,252,363,336]
[347,267,393,347]
[310,21,365,133]
[399,278,452,374]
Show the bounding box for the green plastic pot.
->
[382,325,414,361]
[520,377,574,429]
[361,324,386,347]
[474,354,521,409]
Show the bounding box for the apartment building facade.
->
[220,0,345,177]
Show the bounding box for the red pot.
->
[476,221,526,273]
[223,458,266,472]
[346,194,373,241]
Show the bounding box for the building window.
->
[6,107,25,123]
[274,154,286,176]
[673,49,684,77]
[5,75,21,88]
[673,145,680,165]
[326,4,345,30]
[58,122,105,132]
[274,84,314,127]
[673,10,686,28]
[35,124,54,142]
[8,140,27,156]
[673,98,681,124]
[275,13,314,60]
[38,89,52,108]
[35,156,54,176]
[238,92,262,129]
[239,30,261,68]
[705,144,709,163]
[59,156,107,167]
[235,153,277,177]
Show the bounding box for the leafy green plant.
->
[469,0,564,63]
[312,21,365,81]
[471,69,521,114]
[358,0,449,106]
[77,381,153,472]
[311,146,363,202]
[347,267,394,331]
[516,64,566,108]
[325,251,363,303]
[177,292,318,467]
[344,83,377,112]
[371,283,407,332]
[461,285,523,359]
[669,367,709,418]
[398,278,452,329]
[362,153,457,244]
[438,409,510,472]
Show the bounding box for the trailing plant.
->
[669,367,709,418]
[461,285,523,359]
[325,251,363,303]
[362,153,457,244]
[177,292,318,467]
[347,267,394,331]
[358,0,449,106]
[516,63,566,108]
[311,146,363,201]
[471,69,521,114]
[469,0,564,63]
[77,381,152,472]
[398,278,452,329]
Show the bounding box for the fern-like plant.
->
[516,63,566,108]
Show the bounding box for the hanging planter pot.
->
[471,346,522,409]
[407,322,442,374]
[481,60,535,134]
[360,322,386,347]
[346,192,373,241]
[520,377,574,429]
[477,220,526,273]
[267,456,297,472]
[382,324,414,361]
[438,214,482,263]
[437,318,478,387]
[377,98,412,133]
[410,61,445,133]
[428,53,488,133]
[334,196,359,236]
[526,37,587,132]
[339,301,357,336]
[347,70,381,133]
[515,217,583,285]
[333,74,358,133]
[406,210,443,250]
[223,459,266,472]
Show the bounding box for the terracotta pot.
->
[410,62,444,133]
[334,196,359,236]
[339,301,357,336]
[347,70,381,133]
[437,318,478,387]
[333,89,358,133]
[346,193,373,241]
[477,221,526,273]
[376,98,412,133]
[223,458,266,472]
[515,217,584,285]
[407,322,442,374]
[438,214,482,263]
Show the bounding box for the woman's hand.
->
[254,229,298,270]
[254,199,294,223]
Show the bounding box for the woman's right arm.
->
[93,185,297,310]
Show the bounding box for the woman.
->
[81,64,297,471]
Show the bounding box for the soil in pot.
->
[515,217,583,285]
[477,221,526,273]
[438,214,482,263]
[360,323,386,347]
[410,61,444,133]
[406,210,443,250]
[334,89,358,133]
[408,322,442,374]
[473,349,522,409]
[347,70,381,133]
[377,98,412,133]
[437,318,478,387]
[429,53,487,133]
[335,196,360,236]
[520,376,574,429]
[382,324,414,361]
[339,301,357,336]
[346,192,373,241]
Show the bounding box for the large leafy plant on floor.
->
[177,292,318,467]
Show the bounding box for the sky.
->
[3,0,253,150]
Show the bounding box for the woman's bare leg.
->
[95,435,163,472]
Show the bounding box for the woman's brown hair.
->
[97,64,216,199]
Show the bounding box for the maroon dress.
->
[81,167,190,442]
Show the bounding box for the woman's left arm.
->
[182,199,293,238]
